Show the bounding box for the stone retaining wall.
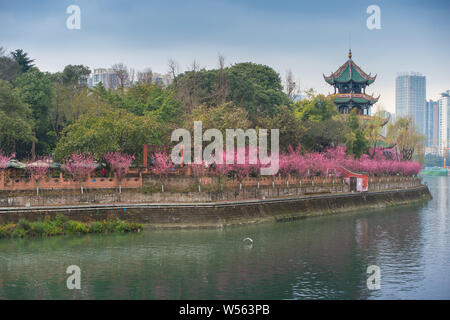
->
[0,186,432,227]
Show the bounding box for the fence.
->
[1,170,421,194]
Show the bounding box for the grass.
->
[0,215,143,239]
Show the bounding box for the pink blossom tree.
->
[151,151,174,192]
[27,156,51,195]
[64,152,97,194]
[0,151,15,188]
[215,149,232,190]
[104,152,135,193]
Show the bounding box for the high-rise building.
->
[88,69,172,89]
[88,68,118,89]
[425,100,439,147]
[439,91,450,157]
[395,72,426,135]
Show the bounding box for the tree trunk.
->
[31,140,36,161]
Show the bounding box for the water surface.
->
[0,176,448,299]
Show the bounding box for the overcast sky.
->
[1,0,449,113]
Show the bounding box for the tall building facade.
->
[439,91,450,157]
[425,100,439,148]
[395,72,426,135]
[88,69,172,89]
[88,68,118,89]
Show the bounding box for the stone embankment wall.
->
[0,177,422,207]
[0,186,431,227]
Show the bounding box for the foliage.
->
[187,102,251,134]
[53,108,164,161]
[0,151,15,170]
[104,152,135,181]
[294,93,337,121]
[277,145,421,178]
[173,62,289,119]
[256,105,302,152]
[0,80,35,155]
[0,216,142,239]
[63,152,97,181]
[227,62,289,117]
[0,47,20,82]
[151,151,174,177]
[387,117,425,161]
[299,118,346,152]
[100,83,183,125]
[10,49,34,73]
[345,109,369,158]
[15,67,56,155]
[60,64,91,87]
[27,156,51,182]
[363,111,386,158]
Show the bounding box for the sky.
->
[1,0,449,113]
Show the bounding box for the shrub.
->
[0,217,142,239]
[64,220,89,234]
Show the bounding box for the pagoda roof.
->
[324,50,377,85]
[333,93,380,104]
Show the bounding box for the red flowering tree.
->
[64,153,97,194]
[27,156,51,195]
[104,152,135,193]
[151,151,174,192]
[0,151,15,187]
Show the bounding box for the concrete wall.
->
[0,186,432,227]
[0,177,422,208]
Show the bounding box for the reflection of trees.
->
[0,199,427,299]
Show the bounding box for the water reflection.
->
[0,177,448,299]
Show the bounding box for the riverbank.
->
[0,186,432,229]
[0,215,143,239]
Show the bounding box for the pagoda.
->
[324,50,379,115]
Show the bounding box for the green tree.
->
[53,108,164,162]
[345,109,369,158]
[227,62,289,117]
[0,47,20,82]
[58,64,91,88]
[299,118,346,152]
[387,117,425,161]
[15,68,55,156]
[364,110,386,158]
[187,102,251,135]
[0,80,35,155]
[119,83,182,124]
[11,49,35,73]
[257,105,302,151]
[294,93,338,121]
[173,62,289,119]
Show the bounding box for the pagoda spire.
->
[324,51,379,115]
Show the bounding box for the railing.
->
[0,172,142,191]
[1,170,421,193]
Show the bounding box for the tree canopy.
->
[0,80,35,155]
[53,108,165,161]
[11,49,35,73]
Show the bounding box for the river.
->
[0,176,448,299]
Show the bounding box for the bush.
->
[0,217,143,239]
[17,219,31,231]
[64,221,89,234]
